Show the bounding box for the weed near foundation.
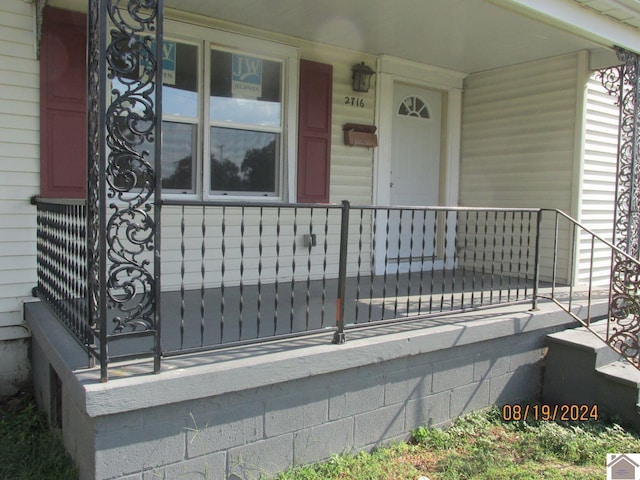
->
[0,391,77,480]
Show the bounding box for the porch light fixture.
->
[351,62,375,92]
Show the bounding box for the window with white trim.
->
[141,23,299,200]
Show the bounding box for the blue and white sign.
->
[140,40,177,85]
[160,40,176,85]
[232,54,262,99]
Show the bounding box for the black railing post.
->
[333,200,350,344]
[531,209,542,311]
[87,0,108,382]
[153,1,164,375]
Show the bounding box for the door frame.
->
[374,54,466,207]
[373,55,467,274]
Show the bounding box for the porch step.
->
[542,321,640,432]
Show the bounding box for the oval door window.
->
[397,95,430,119]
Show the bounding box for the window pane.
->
[210,127,279,194]
[210,49,282,127]
[161,122,196,192]
[163,42,199,118]
[210,97,281,127]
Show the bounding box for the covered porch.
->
[28,193,618,479]
[25,0,640,478]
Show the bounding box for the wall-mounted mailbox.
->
[343,123,378,147]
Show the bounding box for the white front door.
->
[390,84,442,206]
[387,84,443,269]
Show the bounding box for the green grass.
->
[277,407,640,480]
[272,444,422,480]
[0,391,77,480]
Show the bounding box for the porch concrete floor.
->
[26,290,606,402]
[97,270,605,360]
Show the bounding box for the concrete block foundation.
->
[26,300,581,480]
[0,327,31,397]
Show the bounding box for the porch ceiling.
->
[49,0,640,72]
[163,0,617,73]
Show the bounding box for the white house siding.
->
[459,53,585,283]
[159,13,377,291]
[578,72,618,287]
[0,0,39,393]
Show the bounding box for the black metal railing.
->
[537,209,640,370]
[33,198,92,356]
[535,209,608,326]
[34,198,630,379]
[156,201,546,355]
[159,201,344,353]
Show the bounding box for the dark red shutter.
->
[297,60,332,203]
[40,7,87,198]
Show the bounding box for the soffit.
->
[50,0,634,73]
[574,0,640,29]
[166,0,604,73]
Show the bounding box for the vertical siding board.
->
[578,72,618,286]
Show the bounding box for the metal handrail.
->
[542,208,638,264]
[37,196,640,378]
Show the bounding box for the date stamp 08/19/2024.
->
[501,403,599,422]
[501,405,640,479]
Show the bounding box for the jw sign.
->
[232,54,262,99]
[139,40,176,85]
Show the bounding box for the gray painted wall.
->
[26,301,579,480]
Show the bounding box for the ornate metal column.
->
[599,47,640,366]
[87,0,163,382]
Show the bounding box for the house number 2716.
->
[345,96,365,108]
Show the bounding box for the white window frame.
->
[164,20,299,202]
[160,36,202,201]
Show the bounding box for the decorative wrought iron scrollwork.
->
[104,0,160,333]
[109,0,158,34]
[106,206,155,332]
[599,64,622,98]
[87,0,162,361]
[598,52,640,257]
[599,47,640,368]
[608,253,640,366]
[87,2,102,333]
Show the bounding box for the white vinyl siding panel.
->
[460,54,579,210]
[459,54,582,283]
[578,72,618,286]
[0,0,39,336]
